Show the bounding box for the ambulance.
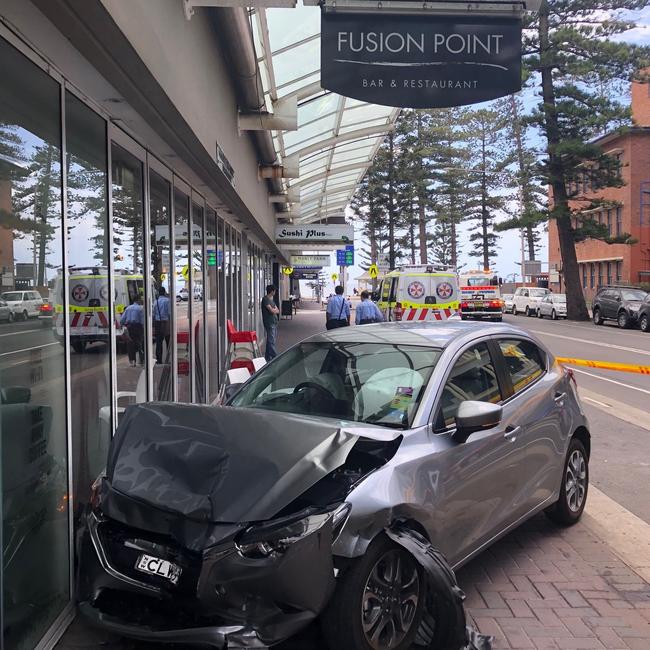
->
[53,267,144,353]
[458,269,503,322]
[376,265,460,322]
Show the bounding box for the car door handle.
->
[554,392,567,405]
[503,426,521,441]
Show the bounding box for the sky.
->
[299,5,650,295]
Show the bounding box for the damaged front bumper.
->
[77,506,340,648]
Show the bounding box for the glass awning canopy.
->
[251,3,399,224]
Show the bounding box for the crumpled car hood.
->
[103,403,396,526]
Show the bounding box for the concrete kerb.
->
[583,486,650,585]
[578,387,650,433]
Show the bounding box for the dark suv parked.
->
[636,294,650,333]
[592,286,649,329]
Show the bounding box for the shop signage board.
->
[321,13,521,108]
[290,254,331,267]
[276,224,354,244]
[292,270,320,280]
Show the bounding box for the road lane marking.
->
[571,367,650,396]
[0,328,43,338]
[531,330,650,357]
[0,342,59,357]
[582,395,611,408]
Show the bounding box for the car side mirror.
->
[453,401,503,443]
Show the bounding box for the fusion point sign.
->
[321,13,522,108]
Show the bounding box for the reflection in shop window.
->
[111,143,148,425]
[174,188,191,402]
[0,35,70,649]
[206,208,219,402]
[192,201,205,403]
[64,91,111,517]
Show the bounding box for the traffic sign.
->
[368,264,379,279]
[331,273,338,281]
[282,266,294,276]
[336,249,354,266]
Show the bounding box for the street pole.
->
[520,228,526,285]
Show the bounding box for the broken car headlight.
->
[236,503,351,559]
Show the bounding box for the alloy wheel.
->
[361,549,420,650]
[512,305,517,315]
[8,312,14,323]
[617,311,629,328]
[22,310,28,321]
[552,309,557,320]
[565,449,587,513]
[641,314,649,333]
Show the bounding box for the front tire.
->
[322,535,425,650]
[551,309,558,320]
[511,305,517,315]
[640,314,650,333]
[22,310,29,321]
[546,437,589,526]
[7,312,14,324]
[617,310,630,329]
[593,308,603,326]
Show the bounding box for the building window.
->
[582,264,587,288]
[606,262,612,285]
[590,263,595,289]
[616,261,622,282]
[606,209,611,236]
[597,263,603,288]
[616,207,622,236]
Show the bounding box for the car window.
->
[621,290,647,301]
[230,341,442,429]
[498,339,546,395]
[529,289,548,297]
[1,292,22,301]
[554,295,567,303]
[436,343,501,430]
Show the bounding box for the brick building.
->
[548,77,650,301]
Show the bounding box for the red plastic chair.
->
[227,319,258,344]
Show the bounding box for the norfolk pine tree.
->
[526,0,650,320]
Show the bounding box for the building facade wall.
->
[548,83,650,301]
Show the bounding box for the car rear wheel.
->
[546,437,589,526]
[22,310,29,321]
[322,535,425,650]
[617,311,630,329]
[593,308,603,325]
[640,314,650,333]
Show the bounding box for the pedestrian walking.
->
[355,290,384,325]
[120,295,145,367]
[261,284,280,361]
[326,285,350,329]
[152,286,171,364]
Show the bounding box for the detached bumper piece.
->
[78,509,337,648]
[386,526,493,650]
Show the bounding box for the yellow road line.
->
[557,357,650,376]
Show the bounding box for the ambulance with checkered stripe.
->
[458,269,503,321]
[53,268,144,353]
[377,265,460,322]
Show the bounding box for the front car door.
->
[493,337,570,512]
[427,340,529,566]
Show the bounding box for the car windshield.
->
[621,290,647,301]
[530,289,549,297]
[465,277,492,286]
[1,292,21,301]
[230,341,442,429]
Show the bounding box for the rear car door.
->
[430,341,528,565]
[602,290,617,319]
[494,337,569,511]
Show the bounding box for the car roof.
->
[304,320,534,349]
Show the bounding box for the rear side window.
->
[436,342,501,429]
[498,339,546,395]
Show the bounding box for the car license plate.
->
[136,554,182,585]
[474,301,484,308]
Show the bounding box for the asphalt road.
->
[501,312,650,525]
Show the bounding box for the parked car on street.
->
[176,286,189,302]
[78,321,590,650]
[537,294,567,320]
[636,293,650,333]
[0,299,15,323]
[501,293,514,313]
[592,286,649,329]
[511,286,551,317]
[0,290,44,321]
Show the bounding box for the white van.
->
[511,286,551,317]
[377,265,460,322]
[53,268,144,353]
[0,290,44,320]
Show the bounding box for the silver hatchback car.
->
[79,321,589,650]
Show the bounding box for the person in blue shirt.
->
[153,286,171,364]
[326,285,350,329]
[120,295,145,367]
[355,290,384,325]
